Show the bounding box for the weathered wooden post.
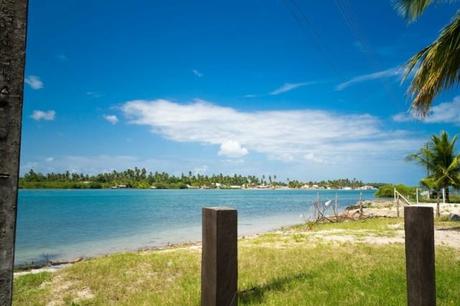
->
[334,193,338,221]
[397,194,400,218]
[0,1,29,305]
[202,207,238,306]
[404,206,436,306]
[436,193,440,218]
[416,188,419,204]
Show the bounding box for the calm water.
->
[16,189,374,265]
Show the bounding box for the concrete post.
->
[202,207,238,306]
[0,1,29,305]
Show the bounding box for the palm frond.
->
[408,131,460,190]
[395,0,434,21]
[403,12,460,116]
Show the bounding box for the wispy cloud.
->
[192,69,203,78]
[336,66,403,91]
[103,114,119,125]
[25,75,44,90]
[269,82,315,95]
[393,96,460,125]
[392,112,413,123]
[31,110,55,121]
[86,91,103,98]
[121,99,421,164]
[20,155,185,176]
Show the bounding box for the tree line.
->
[19,168,380,189]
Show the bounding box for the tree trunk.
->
[0,1,29,305]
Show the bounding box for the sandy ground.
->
[304,226,460,250]
[363,199,460,218]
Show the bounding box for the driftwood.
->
[312,199,371,224]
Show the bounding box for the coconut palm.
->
[407,131,460,202]
[396,0,460,116]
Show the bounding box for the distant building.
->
[257,185,270,189]
[358,185,376,190]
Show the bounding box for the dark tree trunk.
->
[0,1,29,305]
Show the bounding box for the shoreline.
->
[19,187,377,191]
[13,200,373,274]
[17,198,459,275]
[14,229,273,276]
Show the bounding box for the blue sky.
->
[21,0,460,184]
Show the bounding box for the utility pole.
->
[0,1,29,305]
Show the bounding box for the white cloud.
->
[25,75,44,90]
[103,114,119,125]
[192,69,203,78]
[393,96,460,125]
[392,112,413,122]
[86,91,103,98]
[336,66,403,91]
[31,110,55,121]
[121,99,422,164]
[218,140,248,158]
[45,157,54,162]
[270,82,315,95]
[425,96,460,124]
[303,152,326,164]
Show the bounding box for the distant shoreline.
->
[19,186,376,191]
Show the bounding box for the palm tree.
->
[407,131,460,202]
[396,0,460,116]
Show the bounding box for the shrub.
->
[375,184,416,199]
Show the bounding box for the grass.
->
[13,218,460,305]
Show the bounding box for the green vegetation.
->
[19,168,382,190]
[14,272,52,306]
[396,0,460,115]
[375,184,416,199]
[407,131,460,202]
[13,218,460,305]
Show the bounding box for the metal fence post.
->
[404,206,436,306]
[202,207,238,306]
[0,1,29,305]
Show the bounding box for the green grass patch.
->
[13,272,52,306]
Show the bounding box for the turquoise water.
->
[15,189,374,265]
